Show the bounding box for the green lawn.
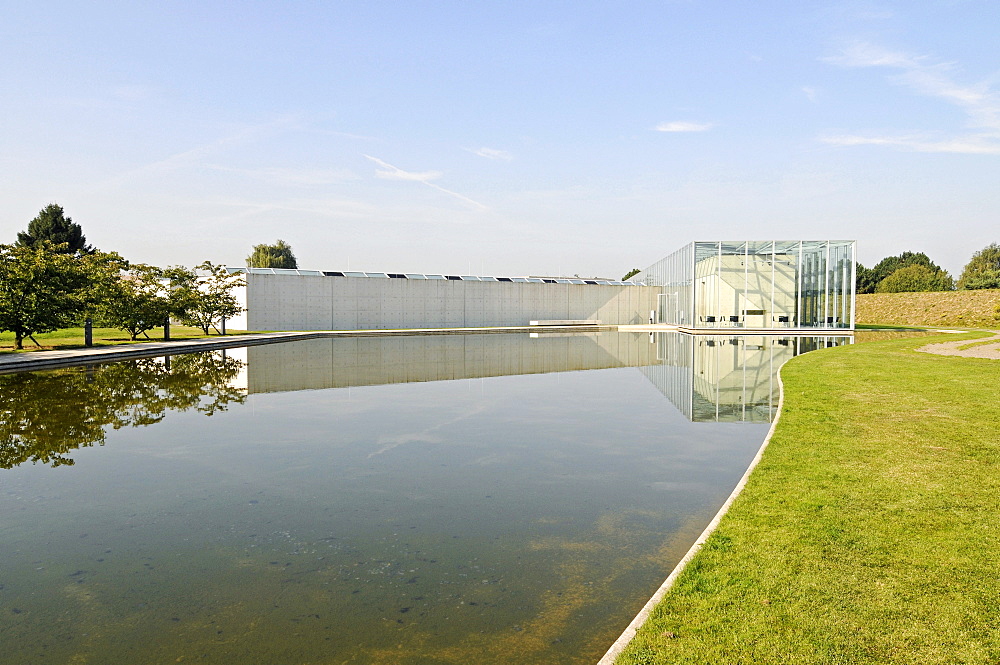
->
[618,332,1000,664]
[854,323,928,330]
[0,326,253,354]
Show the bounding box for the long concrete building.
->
[227,240,856,332]
[233,270,658,331]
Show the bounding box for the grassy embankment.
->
[857,289,1000,328]
[617,331,1000,664]
[0,326,253,354]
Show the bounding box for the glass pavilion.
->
[636,241,856,330]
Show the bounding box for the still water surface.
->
[0,332,846,664]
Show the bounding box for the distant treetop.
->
[17,203,94,255]
[875,264,955,293]
[958,242,1000,290]
[856,251,951,294]
[247,239,297,269]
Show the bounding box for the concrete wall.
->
[246,273,660,331]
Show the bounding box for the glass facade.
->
[636,240,856,330]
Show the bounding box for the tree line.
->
[0,204,245,349]
[857,243,1000,294]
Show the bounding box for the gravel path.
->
[916,332,1000,359]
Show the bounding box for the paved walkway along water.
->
[0,325,621,374]
[917,331,1000,359]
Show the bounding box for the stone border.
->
[596,363,788,664]
[0,325,618,375]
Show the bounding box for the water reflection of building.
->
[640,334,852,423]
[245,332,659,394]
[243,331,851,424]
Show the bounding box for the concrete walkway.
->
[916,332,1000,360]
[0,325,618,374]
[1,324,897,375]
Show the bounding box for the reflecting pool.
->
[0,332,848,664]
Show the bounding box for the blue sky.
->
[2,1,997,278]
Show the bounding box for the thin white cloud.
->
[113,84,156,102]
[820,133,1000,155]
[309,128,380,141]
[364,155,443,182]
[206,195,377,220]
[822,41,1000,154]
[654,121,713,133]
[471,147,513,161]
[823,42,919,69]
[801,86,819,103]
[206,165,359,186]
[363,155,487,209]
[99,115,303,187]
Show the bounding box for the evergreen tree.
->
[17,203,94,254]
[855,264,878,294]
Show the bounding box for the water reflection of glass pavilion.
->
[637,241,856,330]
[640,333,852,423]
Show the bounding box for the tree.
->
[855,264,879,294]
[98,264,173,340]
[622,268,641,281]
[857,251,947,294]
[16,203,94,254]
[876,264,955,293]
[247,239,297,269]
[165,261,245,335]
[0,242,122,349]
[957,243,1000,290]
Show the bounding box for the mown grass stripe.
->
[617,333,1000,665]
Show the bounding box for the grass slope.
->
[618,333,1000,664]
[858,290,1000,328]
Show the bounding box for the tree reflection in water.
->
[0,351,246,468]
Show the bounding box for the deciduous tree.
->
[165,262,245,335]
[247,239,297,269]
[856,251,949,293]
[0,242,122,349]
[99,264,173,340]
[957,243,1000,290]
[876,264,955,293]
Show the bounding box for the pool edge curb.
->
[0,325,620,375]
[596,362,787,664]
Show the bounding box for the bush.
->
[875,265,955,293]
